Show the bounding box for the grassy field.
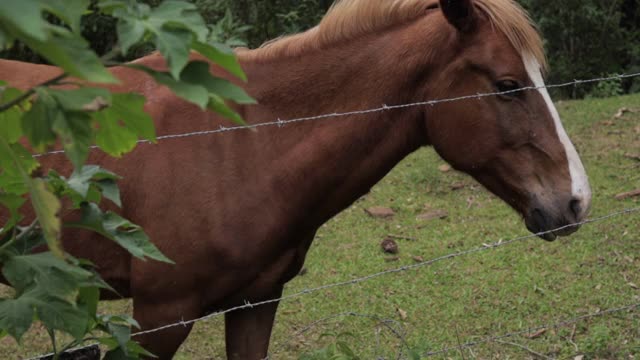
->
[2,93,640,359]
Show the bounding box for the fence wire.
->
[33,71,640,158]
[23,207,640,359]
[130,207,640,338]
[21,70,640,359]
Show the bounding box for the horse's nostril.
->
[569,198,582,220]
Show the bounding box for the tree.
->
[520,0,640,98]
[0,0,251,358]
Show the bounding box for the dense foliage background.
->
[3,0,639,98]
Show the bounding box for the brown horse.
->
[0,0,592,358]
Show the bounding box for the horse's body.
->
[0,0,592,358]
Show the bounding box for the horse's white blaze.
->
[523,54,592,215]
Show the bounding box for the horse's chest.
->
[212,231,315,306]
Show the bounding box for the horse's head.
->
[423,0,591,240]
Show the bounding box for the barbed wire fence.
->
[33,71,640,159]
[259,208,640,360]
[126,208,640,339]
[25,206,640,360]
[22,72,640,359]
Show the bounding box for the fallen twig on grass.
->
[615,189,640,200]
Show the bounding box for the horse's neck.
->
[238,37,428,227]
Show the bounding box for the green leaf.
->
[0,172,28,195]
[99,314,140,330]
[0,0,48,41]
[94,93,155,156]
[208,95,245,125]
[104,346,136,360]
[152,27,193,79]
[130,64,209,109]
[0,296,34,341]
[94,111,139,157]
[22,92,59,151]
[108,323,131,355]
[192,41,247,81]
[78,286,99,319]
[0,254,95,340]
[180,61,255,104]
[116,16,146,55]
[41,0,91,32]
[52,112,93,168]
[0,194,25,236]
[23,28,116,83]
[1,232,46,257]
[97,0,138,15]
[102,211,173,264]
[3,253,81,296]
[98,335,119,349]
[9,143,39,176]
[109,93,156,141]
[67,165,119,198]
[102,338,154,359]
[149,1,207,41]
[29,179,62,258]
[47,167,122,209]
[70,203,173,263]
[0,142,38,195]
[0,28,12,49]
[35,292,89,340]
[49,88,112,113]
[110,0,209,78]
[96,179,122,207]
[129,62,251,125]
[125,340,155,358]
[0,87,26,143]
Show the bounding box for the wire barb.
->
[23,207,640,360]
[32,72,640,158]
[20,71,640,359]
[128,207,640,338]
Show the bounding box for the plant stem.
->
[0,73,68,113]
[47,329,59,360]
[0,219,39,253]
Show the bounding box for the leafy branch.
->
[0,73,68,113]
[0,0,252,358]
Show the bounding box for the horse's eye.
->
[496,80,522,97]
[495,80,522,96]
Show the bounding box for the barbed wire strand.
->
[33,71,640,159]
[24,206,640,360]
[131,207,640,338]
[22,72,640,359]
[424,302,640,357]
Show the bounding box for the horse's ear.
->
[439,0,476,32]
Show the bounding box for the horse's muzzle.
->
[525,203,584,241]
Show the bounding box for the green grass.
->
[2,94,640,359]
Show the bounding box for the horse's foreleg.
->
[132,294,202,360]
[224,286,283,360]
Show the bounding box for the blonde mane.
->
[246,0,546,70]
